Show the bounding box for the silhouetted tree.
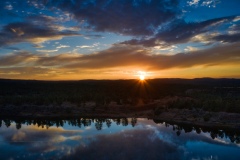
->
[121,118,128,126]
[77,119,82,128]
[210,131,217,139]
[95,119,103,130]
[195,127,201,134]
[218,130,224,139]
[183,126,193,133]
[4,119,11,128]
[16,123,21,130]
[106,119,111,128]
[176,130,181,136]
[115,118,121,125]
[131,118,137,127]
[81,118,91,127]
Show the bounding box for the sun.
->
[139,75,145,80]
[138,71,146,81]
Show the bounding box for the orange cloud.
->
[0,43,240,80]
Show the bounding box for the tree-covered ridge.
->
[0,78,239,113]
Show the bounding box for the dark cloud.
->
[35,0,239,46]
[37,0,180,36]
[4,46,20,50]
[61,129,182,160]
[1,0,238,49]
[122,16,237,47]
[212,33,240,43]
[0,15,81,47]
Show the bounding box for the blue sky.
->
[0,0,240,79]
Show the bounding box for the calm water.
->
[0,118,240,160]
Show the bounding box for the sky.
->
[0,0,240,80]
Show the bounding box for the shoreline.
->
[1,103,240,130]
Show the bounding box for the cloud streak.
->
[0,43,240,78]
[38,0,180,36]
[0,15,81,47]
[121,16,237,47]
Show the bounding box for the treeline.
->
[0,79,191,106]
[0,78,239,112]
[0,117,239,144]
[153,119,240,144]
[0,117,137,130]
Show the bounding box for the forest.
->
[0,78,239,113]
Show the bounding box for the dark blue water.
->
[0,118,239,160]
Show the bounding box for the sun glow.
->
[138,71,146,80]
[140,75,145,80]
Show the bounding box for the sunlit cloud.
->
[56,45,70,49]
[76,45,93,49]
[184,46,199,52]
[37,49,58,53]
[0,0,239,79]
[0,42,240,79]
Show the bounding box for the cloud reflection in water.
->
[0,118,240,160]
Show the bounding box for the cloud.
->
[4,4,13,10]
[184,46,199,52]
[233,16,240,22]
[212,33,240,43]
[65,43,240,70]
[201,0,221,8]
[187,0,221,8]
[0,15,81,47]
[61,129,182,160]
[0,52,37,66]
[39,0,180,36]
[36,0,235,47]
[1,42,240,77]
[37,49,58,52]
[1,0,236,51]
[76,45,93,49]
[0,124,83,159]
[187,0,200,6]
[56,45,70,49]
[76,43,99,49]
[122,16,236,47]
[1,118,239,160]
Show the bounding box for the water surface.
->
[0,118,239,160]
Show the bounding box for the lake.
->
[0,118,240,160]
